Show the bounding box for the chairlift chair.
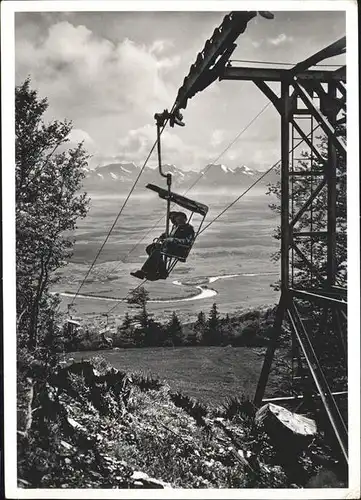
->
[138,108,209,278]
[146,183,209,275]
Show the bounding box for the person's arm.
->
[169,225,194,245]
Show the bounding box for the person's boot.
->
[130,270,145,279]
[259,11,274,19]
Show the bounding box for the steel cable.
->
[199,124,322,235]
[69,104,176,306]
[120,100,272,264]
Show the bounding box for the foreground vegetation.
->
[18,355,346,489]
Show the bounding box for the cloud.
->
[15,21,180,119]
[69,128,94,145]
[116,124,197,166]
[91,120,281,172]
[112,124,219,171]
[224,139,280,171]
[149,39,174,54]
[210,129,224,147]
[268,33,293,46]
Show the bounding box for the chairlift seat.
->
[145,183,208,275]
[161,240,194,262]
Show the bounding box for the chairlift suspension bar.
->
[155,112,172,237]
[70,107,176,306]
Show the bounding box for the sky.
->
[15,5,347,172]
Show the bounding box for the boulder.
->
[255,403,317,450]
[130,471,172,489]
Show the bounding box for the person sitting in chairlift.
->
[131,211,194,281]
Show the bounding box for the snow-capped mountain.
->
[198,164,263,186]
[82,161,278,193]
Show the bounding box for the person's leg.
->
[146,242,158,255]
[131,245,159,279]
[131,243,168,280]
[142,247,167,278]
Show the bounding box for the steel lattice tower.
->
[166,12,348,462]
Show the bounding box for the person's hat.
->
[169,211,187,220]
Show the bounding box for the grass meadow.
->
[69,345,287,406]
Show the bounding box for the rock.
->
[130,471,172,489]
[255,403,317,451]
[306,468,344,488]
[60,440,73,450]
[67,417,87,433]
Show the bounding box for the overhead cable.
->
[120,100,272,263]
[199,124,322,234]
[70,105,175,306]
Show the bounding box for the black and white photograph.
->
[2,1,360,497]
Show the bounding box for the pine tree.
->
[114,313,135,348]
[122,312,132,330]
[16,78,90,349]
[165,312,184,347]
[189,310,206,346]
[204,303,221,346]
[127,287,149,309]
[220,313,234,345]
[127,287,150,347]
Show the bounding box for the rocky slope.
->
[17,355,344,489]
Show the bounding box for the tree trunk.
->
[17,377,34,436]
[28,251,51,349]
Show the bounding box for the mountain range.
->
[82,162,279,193]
